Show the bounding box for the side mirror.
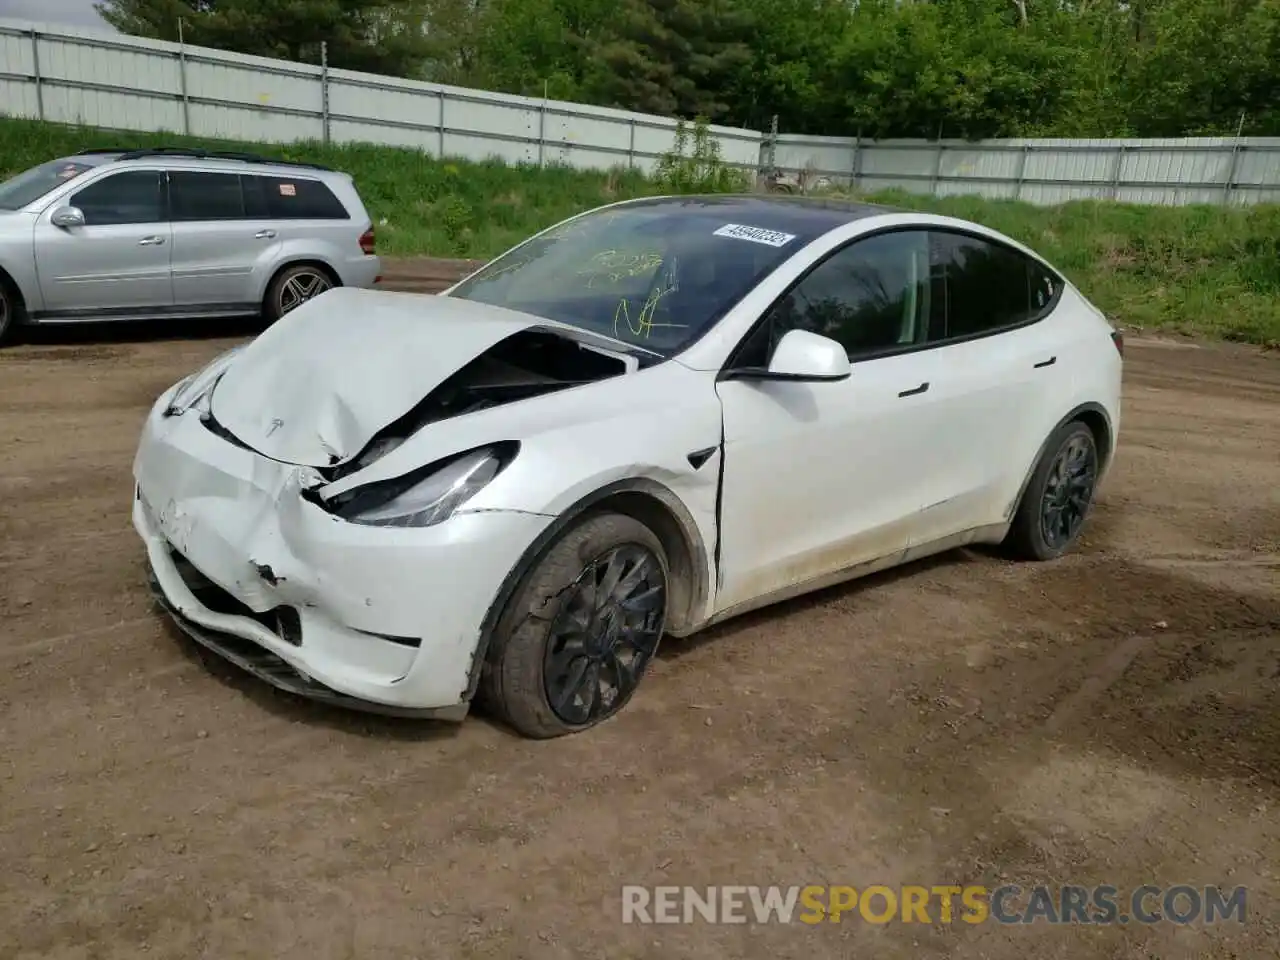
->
[724,329,851,383]
[51,206,86,228]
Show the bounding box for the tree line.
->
[96,0,1280,139]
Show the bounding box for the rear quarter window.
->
[245,175,349,220]
[932,230,1061,340]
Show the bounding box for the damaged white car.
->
[133,195,1123,738]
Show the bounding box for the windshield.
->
[447,201,813,356]
[0,159,99,211]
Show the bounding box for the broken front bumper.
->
[133,387,552,719]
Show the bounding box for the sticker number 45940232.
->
[713,223,797,247]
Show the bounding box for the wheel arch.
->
[1006,401,1115,522]
[463,477,711,702]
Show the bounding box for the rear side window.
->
[931,231,1057,339]
[169,171,246,221]
[244,175,349,220]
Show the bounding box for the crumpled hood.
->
[209,287,550,467]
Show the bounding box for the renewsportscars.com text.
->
[620,884,1248,926]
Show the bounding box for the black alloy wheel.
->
[1039,431,1098,552]
[542,543,667,726]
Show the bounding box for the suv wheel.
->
[0,278,20,346]
[265,265,333,321]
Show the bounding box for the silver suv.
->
[0,147,381,345]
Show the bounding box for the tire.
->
[263,263,334,322]
[0,276,19,347]
[1005,420,1100,561]
[479,512,670,739]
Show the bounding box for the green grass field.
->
[2,116,1277,346]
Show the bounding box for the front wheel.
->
[479,513,669,739]
[1005,420,1100,561]
[0,279,18,346]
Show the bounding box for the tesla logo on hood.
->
[265,418,285,437]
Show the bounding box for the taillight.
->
[1110,329,1124,357]
[359,226,376,255]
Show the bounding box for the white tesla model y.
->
[133,195,1123,738]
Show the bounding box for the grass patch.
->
[2,116,1277,346]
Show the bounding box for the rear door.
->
[168,171,283,311]
[250,172,353,257]
[901,229,1072,548]
[34,169,173,314]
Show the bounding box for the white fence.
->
[769,133,1280,206]
[2,17,1280,206]
[0,18,763,175]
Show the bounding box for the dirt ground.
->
[1,264,1277,960]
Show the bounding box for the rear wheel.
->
[479,513,669,739]
[1005,420,1100,561]
[264,264,334,322]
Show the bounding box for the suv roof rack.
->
[103,147,331,171]
[74,147,129,155]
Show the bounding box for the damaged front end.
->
[132,290,656,716]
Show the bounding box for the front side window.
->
[170,171,246,221]
[0,159,97,210]
[734,230,932,366]
[70,171,165,226]
[448,203,813,356]
[933,231,1053,339]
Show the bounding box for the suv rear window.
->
[243,175,349,220]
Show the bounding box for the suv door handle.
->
[898,381,929,398]
[1033,356,1057,369]
[138,235,165,246]
[255,229,277,239]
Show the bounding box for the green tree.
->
[97,0,1280,140]
[96,0,430,75]
[579,0,754,122]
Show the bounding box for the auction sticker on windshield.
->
[713,223,797,247]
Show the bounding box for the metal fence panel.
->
[0,16,762,176]
[1,17,1279,206]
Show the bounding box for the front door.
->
[35,169,173,314]
[713,229,944,613]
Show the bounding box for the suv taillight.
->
[359,226,376,255]
[1110,329,1124,357]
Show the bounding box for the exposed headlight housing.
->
[326,443,517,528]
[163,345,246,417]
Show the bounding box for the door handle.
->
[255,229,277,239]
[1033,356,1057,369]
[137,236,165,245]
[898,381,929,398]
